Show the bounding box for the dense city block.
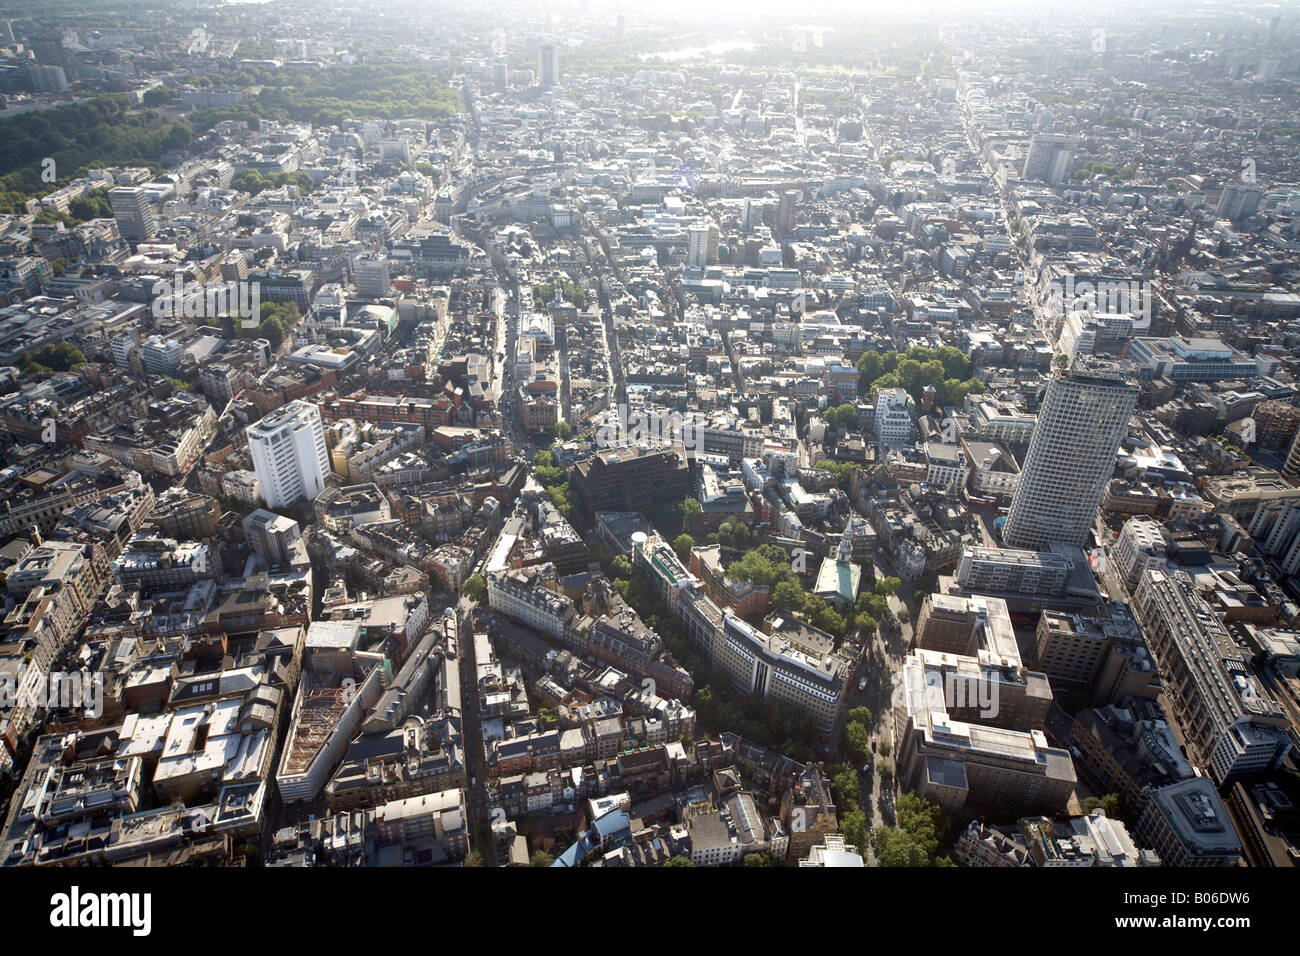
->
[0,0,1297,876]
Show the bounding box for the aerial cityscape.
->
[0,0,1294,894]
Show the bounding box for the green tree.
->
[771,580,807,614]
[554,420,573,440]
[663,855,695,867]
[672,533,696,562]
[839,808,870,852]
[857,592,888,619]
[1081,793,1124,818]
[142,86,175,107]
[19,342,86,373]
[653,500,685,537]
[161,118,194,152]
[805,595,846,639]
[547,484,574,519]
[462,573,487,604]
[68,188,113,221]
[727,545,799,590]
[857,350,883,386]
[874,577,901,596]
[681,498,702,534]
[844,721,872,763]
[829,764,861,808]
[743,852,774,867]
[534,464,566,487]
[813,459,855,489]
[530,849,554,867]
[872,826,929,866]
[870,792,950,866]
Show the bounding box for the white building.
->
[352,251,391,299]
[875,387,915,450]
[1112,516,1168,589]
[924,442,970,490]
[222,469,262,507]
[799,833,865,867]
[247,400,330,509]
[686,219,719,268]
[1003,364,1136,550]
[1022,133,1079,185]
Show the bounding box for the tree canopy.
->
[0,96,183,214]
[462,573,487,604]
[857,345,985,409]
[871,792,954,867]
[17,342,86,374]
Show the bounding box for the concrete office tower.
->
[1216,184,1262,222]
[1021,133,1079,185]
[1284,424,1300,482]
[109,186,159,242]
[777,190,798,231]
[27,63,69,92]
[686,219,719,268]
[248,401,330,509]
[538,42,559,87]
[1003,363,1137,550]
[352,251,391,298]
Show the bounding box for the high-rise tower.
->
[1002,361,1137,550]
[248,401,330,509]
